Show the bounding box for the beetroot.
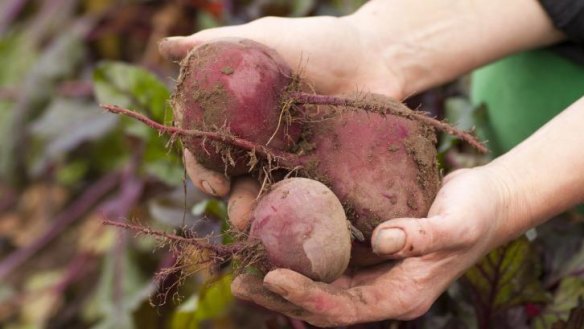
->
[172,38,301,175]
[101,38,486,276]
[301,102,440,265]
[249,178,351,282]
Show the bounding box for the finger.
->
[371,215,476,258]
[184,149,230,197]
[231,273,309,318]
[263,269,362,327]
[158,36,200,62]
[158,25,259,61]
[228,177,260,231]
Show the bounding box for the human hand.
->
[159,15,404,97]
[231,167,519,327]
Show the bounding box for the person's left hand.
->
[231,167,521,327]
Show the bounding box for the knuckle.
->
[406,300,432,319]
[252,16,281,27]
[393,274,434,320]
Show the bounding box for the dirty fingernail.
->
[201,180,217,196]
[373,228,406,255]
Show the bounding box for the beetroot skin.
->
[249,178,351,283]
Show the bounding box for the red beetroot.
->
[249,178,351,283]
[304,100,440,238]
[302,102,440,265]
[172,38,302,175]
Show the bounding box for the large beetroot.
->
[304,100,439,237]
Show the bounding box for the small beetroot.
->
[249,177,351,283]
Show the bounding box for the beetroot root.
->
[249,177,351,283]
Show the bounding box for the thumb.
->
[371,215,469,258]
[158,36,199,62]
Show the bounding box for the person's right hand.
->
[159,14,406,226]
[226,167,521,327]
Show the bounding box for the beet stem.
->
[102,219,242,258]
[100,104,301,165]
[291,92,488,153]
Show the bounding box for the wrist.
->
[482,97,584,244]
[478,161,534,246]
[344,0,484,97]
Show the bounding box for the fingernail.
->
[158,37,187,61]
[373,228,406,255]
[158,38,171,51]
[201,180,217,196]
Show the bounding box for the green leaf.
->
[0,33,36,181]
[439,97,488,153]
[0,34,36,87]
[170,274,234,329]
[551,303,584,329]
[93,61,171,122]
[0,28,85,184]
[142,139,183,186]
[291,0,315,16]
[86,245,155,329]
[551,241,584,285]
[191,198,233,243]
[463,237,549,323]
[28,97,118,175]
[92,61,183,184]
[0,283,16,307]
[533,277,584,329]
[197,11,221,30]
[55,160,89,186]
[191,199,227,220]
[330,0,367,15]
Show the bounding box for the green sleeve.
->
[471,49,584,212]
[471,49,584,155]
